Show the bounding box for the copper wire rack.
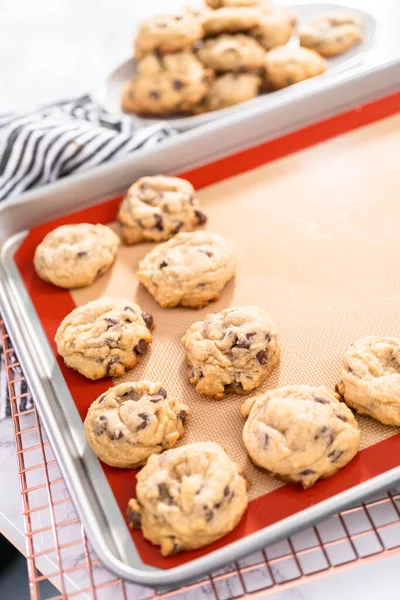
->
[2,316,400,600]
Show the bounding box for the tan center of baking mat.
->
[73,113,400,501]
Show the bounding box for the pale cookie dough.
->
[137,231,236,308]
[127,441,248,555]
[203,7,262,37]
[193,73,261,113]
[134,13,204,59]
[250,7,297,51]
[300,14,362,57]
[55,297,153,380]
[336,336,400,426]
[181,306,280,399]
[117,175,207,245]
[264,45,326,90]
[207,0,271,7]
[34,223,120,289]
[197,34,265,73]
[242,385,360,488]
[84,381,190,468]
[122,52,214,116]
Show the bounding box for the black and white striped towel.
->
[0,94,176,418]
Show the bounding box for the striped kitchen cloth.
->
[0,94,176,417]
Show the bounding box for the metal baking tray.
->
[1,58,400,588]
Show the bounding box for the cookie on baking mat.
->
[117,175,207,245]
[137,231,236,308]
[241,385,360,488]
[84,381,190,468]
[55,297,153,380]
[127,441,248,555]
[336,336,400,426]
[34,223,120,289]
[181,306,280,399]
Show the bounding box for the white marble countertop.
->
[1,0,400,598]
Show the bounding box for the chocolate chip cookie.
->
[84,381,190,468]
[117,175,207,245]
[250,7,297,51]
[193,72,261,112]
[127,441,248,555]
[122,51,214,116]
[197,34,265,73]
[137,231,236,308]
[336,336,400,426]
[34,223,120,289]
[242,385,360,488]
[182,306,279,400]
[300,13,362,57]
[203,7,262,36]
[134,13,204,59]
[55,297,154,380]
[264,45,326,90]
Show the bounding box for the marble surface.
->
[1,0,400,598]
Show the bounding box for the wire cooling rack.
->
[2,316,400,600]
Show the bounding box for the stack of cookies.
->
[122,0,363,116]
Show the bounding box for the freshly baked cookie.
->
[250,7,297,51]
[137,231,236,308]
[55,297,153,380]
[207,0,271,7]
[84,381,190,468]
[134,13,204,59]
[127,441,248,555]
[34,223,120,289]
[197,34,265,73]
[193,73,261,112]
[242,385,360,488]
[336,336,400,426]
[117,175,207,245]
[203,7,262,36]
[300,14,362,57]
[122,52,214,116]
[181,306,280,399]
[264,45,326,89]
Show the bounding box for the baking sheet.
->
[11,107,400,572]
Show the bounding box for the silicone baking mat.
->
[13,92,400,570]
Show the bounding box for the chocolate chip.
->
[314,396,329,404]
[153,213,163,231]
[347,366,354,373]
[154,48,163,59]
[158,483,174,505]
[328,449,344,463]
[127,508,142,529]
[106,357,121,375]
[265,332,271,342]
[265,433,269,447]
[169,539,182,555]
[149,90,160,99]
[178,410,187,424]
[111,429,124,440]
[97,267,105,276]
[159,260,168,269]
[158,387,167,398]
[316,426,334,446]
[336,414,347,422]
[195,210,207,225]
[224,486,230,497]
[134,339,149,355]
[235,337,251,349]
[105,318,119,329]
[247,332,257,340]
[137,413,149,430]
[197,282,206,289]
[98,393,107,404]
[105,336,120,349]
[93,417,107,435]
[214,502,221,509]
[174,15,183,20]
[198,248,212,257]
[124,306,135,313]
[256,350,268,365]
[188,194,195,205]
[172,221,183,234]
[148,394,163,403]
[173,79,184,90]
[120,390,139,401]
[204,509,214,521]
[141,311,154,330]
[76,251,88,257]
[299,469,315,476]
